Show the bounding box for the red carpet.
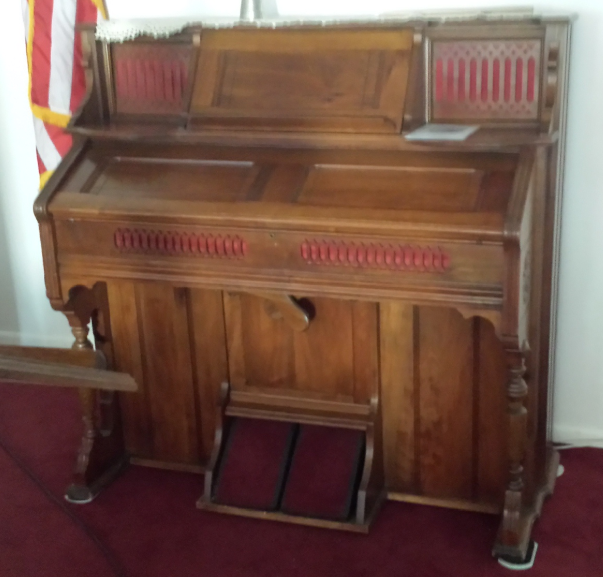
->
[1,382,602,577]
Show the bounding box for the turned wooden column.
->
[494,344,530,560]
[63,306,94,351]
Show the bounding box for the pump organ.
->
[9,11,573,562]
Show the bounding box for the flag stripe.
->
[78,0,99,28]
[33,116,63,172]
[30,0,53,109]
[44,121,73,158]
[37,152,46,174]
[25,0,102,187]
[71,1,85,111]
[71,0,98,110]
[49,0,77,116]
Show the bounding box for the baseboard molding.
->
[0,330,73,349]
[553,425,603,448]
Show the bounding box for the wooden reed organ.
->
[15,14,572,563]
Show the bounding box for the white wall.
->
[1,0,602,444]
[0,1,73,348]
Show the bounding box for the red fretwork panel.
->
[114,228,249,258]
[432,40,542,121]
[300,239,451,273]
[112,44,192,114]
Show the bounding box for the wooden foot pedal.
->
[198,383,385,532]
[281,425,364,521]
[214,418,296,510]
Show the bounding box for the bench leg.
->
[66,387,128,504]
[63,292,129,503]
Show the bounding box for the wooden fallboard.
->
[55,144,518,221]
[64,158,510,213]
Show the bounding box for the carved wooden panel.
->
[223,293,378,404]
[105,279,508,506]
[106,281,227,467]
[191,29,413,133]
[111,44,193,114]
[296,165,486,211]
[135,284,199,463]
[106,281,152,458]
[431,40,542,121]
[53,216,505,291]
[86,157,260,201]
[381,304,508,507]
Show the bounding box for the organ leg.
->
[493,345,532,562]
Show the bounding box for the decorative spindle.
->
[499,347,529,549]
[71,325,94,350]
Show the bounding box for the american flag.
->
[21,0,107,188]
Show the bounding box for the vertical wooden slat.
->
[446,58,455,101]
[469,58,478,102]
[352,301,379,404]
[241,293,296,389]
[481,58,489,102]
[143,60,154,102]
[228,293,296,390]
[116,60,127,98]
[222,293,247,388]
[135,60,145,99]
[493,58,500,102]
[418,307,474,499]
[293,298,354,399]
[476,318,508,506]
[136,283,198,463]
[504,57,512,102]
[106,281,151,458]
[188,289,230,463]
[458,58,466,101]
[153,60,162,103]
[223,295,358,401]
[380,302,416,491]
[527,57,536,102]
[435,59,444,102]
[124,59,134,100]
[164,61,174,102]
[515,57,524,103]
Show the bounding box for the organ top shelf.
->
[69,18,568,147]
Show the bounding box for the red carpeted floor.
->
[1,383,602,577]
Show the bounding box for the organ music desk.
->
[5,12,573,563]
